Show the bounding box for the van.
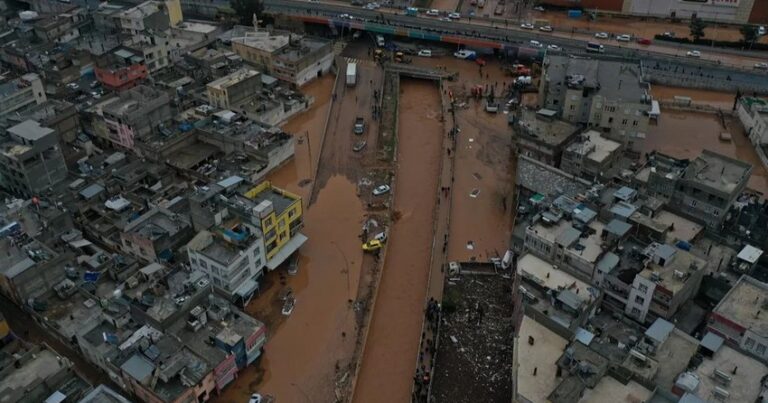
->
[586,42,604,53]
[376,35,385,47]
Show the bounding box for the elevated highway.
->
[265,0,768,93]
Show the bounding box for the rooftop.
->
[517,156,590,200]
[566,130,621,164]
[713,275,768,337]
[229,28,290,53]
[7,119,54,142]
[545,55,648,103]
[682,149,752,194]
[516,108,580,146]
[0,74,40,99]
[207,68,260,90]
[579,377,652,403]
[640,244,706,294]
[0,348,68,398]
[123,208,189,241]
[517,315,568,403]
[246,182,299,217]
[187,228,260,266]
[274,36,331,63]
[78,385,132,403]
[654,210,702,243]
[518,253,592,299]
[692,343,768,402]
[653,329,699,390]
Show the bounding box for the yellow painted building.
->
[0,312,10,340]
[244,181,306,269]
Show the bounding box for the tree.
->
[689,17,707,41]
[740,24,758,45]
[230,0,264,26]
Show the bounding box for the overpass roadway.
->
[265,0,768,93]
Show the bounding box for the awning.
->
[234,277,260,298]
[266,233,308,270]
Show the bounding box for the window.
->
[264,217,273,228]
[631,307,641,316]
[569,105,575,111]
[632,120,638,127]
[634,296,645,304]
[288,209,296,219]
[621,119,628,125]
[758,344,766,355]
[745,338,756,348]
[608,117,614,123]
[638,284,648,293]
[690,200,698,207]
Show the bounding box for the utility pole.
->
[305,130,312,177]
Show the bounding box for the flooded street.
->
[352,79,444,403]
[651,85,737,110]
[643,109,768,195]
[215,75,369,402]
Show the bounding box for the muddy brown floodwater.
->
[643,109,768,195]
[215,75,368,403]
[651,85,737,110]
[352,79,444,403]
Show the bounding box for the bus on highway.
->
[586,42,604,53]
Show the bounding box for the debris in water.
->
[470,189,480,198]
[472,173,482,180]
[466,241,475,250]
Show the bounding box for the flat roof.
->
[518,254,591,299]
[654,210,702,243]
[694,344,768,402]
[231,30,290,53]
[566,130,621,163]
[517,108,579,146]
[737,244,763,264]
[207,68,260,90]
[640,247,706,294]
[682,149,752,194]
[0,349,63,394]
[8,119,53,141]
[579,377,652,403]
[517,315,568,403]
[713,275,768,337]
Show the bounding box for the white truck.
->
[346,62,357,86]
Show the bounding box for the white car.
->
[539,25,553,32]
[249,394,263,403]
[686,50,701,58]
[616,34,631,42]
[448,12,460,19]
[520,23,534,30]
[533,5,545,11]
[66,82,79,90]
[529,40,543,48]
[754,62,768,70]
[547,44,561,51]
[426,9,439,16]
[417,49,432,57]
[594,32,609,39]
[453,49,476,59]
[373,184,391,195]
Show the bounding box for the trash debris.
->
[466,241,475,250]
[470,189,480,198]
[450,336,458,344]
[472,173,482,181]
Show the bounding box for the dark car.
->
[354,117,365,135]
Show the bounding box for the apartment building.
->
[94,48,150,91]
[539,55,651,152]
[0,74,46,118]
[244,181,306,268]
[0,120,67,197]
[229,27,290,72]
[560,130,623,181]
[624,242,706,324]
[114,1,171,35]
[99,85,172,149]
[186,227,265,300]
[514,108,580,168]
[737,96,768,146]
[708,275,768,363]
[206,68,262,109]
[121,208,194,263]
[670,150,752,228]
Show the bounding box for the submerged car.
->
[372,184,391,195]
[362,239,383,252]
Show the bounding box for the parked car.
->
[520,23,534,30]
[448,12,460,19]
[374,231,388,242]
[547,44,561,51]
[453,49,476,60]
[353,140,367,152]
[636,38,652,45]
[755,62,768,70]
[662,31,676,38]
[686,50,701,58]
[616,34,631,42]
[66,82,79,90]
[529,40,543,48]
[354,117,365,134]
[426,9,439,16]
[372,184,391,195]
[594,32,609,39]
[533,5,545,11]
[362,239,383,252]
[539,25,553,32]
[417,49,432,57]
[249,394,263,403]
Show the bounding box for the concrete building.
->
[121,208,194,263]
[624,242,706,324]
[244,181,306,268]
[560,130,623,181]
[623,0,759,24]
[229,27,333,86]
[0,74,46,118]
[708,275,768,363]
[114,1,171,35]
[94,48,150,92]
[634,151,688,199]
[206,68,262,109]
[99,85,172,149]
[179,0,230,19]
[79,385,132,403]
[737,96,768,146]
[186,226,265,300]
[514,108,581,168]
[124,34,171,74]
[2,100,80,144]
[539,55,651,152]
[670,150,752,228]
[0,120,68,197]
